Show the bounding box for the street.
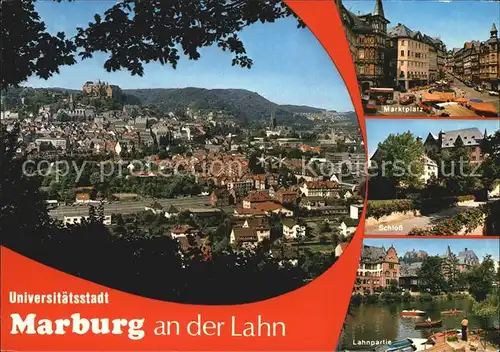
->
[365,202,486,235]
[49,196,211,219]
[372,75,499,116]
[447,74,500,112]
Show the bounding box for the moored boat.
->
[400,309,426,317]
[387,338,413,349]
[414,320,442,329]
[386,345,416,352]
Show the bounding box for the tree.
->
[2,0,304,89]
[1,0,76,90]
[441,255,460,292]
[480,130,500,190]
[0,125,57,256]
[465,255,496,302]
[417,256,446,295]
[370,132,425,194]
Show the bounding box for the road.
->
[373,75,499,116]
[49,196,211,219]
[448,74,500,112]
[365,202,485,235]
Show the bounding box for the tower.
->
[270,110,277,130]
[491,23,498,39]
[372,0,389,35]
[69,93,74,111]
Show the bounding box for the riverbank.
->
[341,298,500,351]
[351,291,472,305]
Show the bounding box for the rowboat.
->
[441,309,463,315]
[400,309,426,317]
[386,344,416,352]
[387,339,413,349]
[414,320,442,328]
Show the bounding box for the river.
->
[340,298,499,350]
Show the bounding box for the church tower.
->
[270,110,277,130]
[69,93,74,111]
[491,23,498,39]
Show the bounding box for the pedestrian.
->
[419,93,423,103]
[461,316,469,341]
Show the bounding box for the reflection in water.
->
[342,298,499,350]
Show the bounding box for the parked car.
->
[465,82,473,87]
[399,94,415,105]
[489,90,499,96]
[429,103,444,110]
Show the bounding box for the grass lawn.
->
[299,243,335,253]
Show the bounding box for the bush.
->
[409,207,485,236]
[418,196,458,215]
[419,293,433,302]
[457,195,475,203]
[367,199,415,219]
[402,291,414,302]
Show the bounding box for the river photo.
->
[341,298,500,351]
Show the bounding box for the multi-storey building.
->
[479,24,500,90]
[426,36,438,83]
[387,24,431,90]
[423,128,488,165]
[355,245,400,294]
[337,0,390,90]
[433,38,447,75]
[82,81,122,100]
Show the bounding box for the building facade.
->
[387,24,431,90]
[82,81,122,100]
[337,0,390,90]
[479,24,500,90]
[355,245,400,294]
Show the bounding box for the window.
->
[389,263,394,269]
[401,50,405,57]
[386,279,390,285]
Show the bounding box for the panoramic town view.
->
[0,0,365,304]
[365,119,500,236]
[337,0,500,116]
[340,238,500,352]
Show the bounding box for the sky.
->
[364,238,500,262]
[343,0,500,50]
[366,119,500,157]
[24,1,354,111]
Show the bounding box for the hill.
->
[280,104,333,114]
[123,87,325,124]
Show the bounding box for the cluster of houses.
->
[344,244,485,294]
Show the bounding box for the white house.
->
[421,155,438,184]
[282,219,305,240]
[144,201,164,215]
[230,227,270,248]
[337,222,355,238]
[350,204,362,220]
[335,243,348,257]
[165,205,180,219]
[300,180,340,198]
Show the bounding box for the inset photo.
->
[336,0,500,117]
[1,0,365,305]
[339,238,500,352]
[365,119,500,236]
